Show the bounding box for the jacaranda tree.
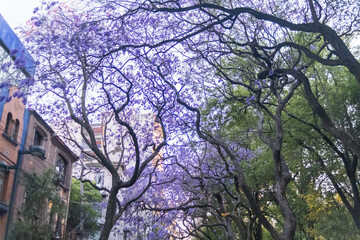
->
[6,0,360,239]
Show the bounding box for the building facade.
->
[0,87,27,239]
[9,110,78,238]
[0,14,78,239]
[0,13,35,239]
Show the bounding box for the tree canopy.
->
[3,0,360,239]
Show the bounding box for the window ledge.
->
[59,183,70,191]
[2,133,18,146]
[55,178,70,191]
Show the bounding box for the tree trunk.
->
[99,185,120,240]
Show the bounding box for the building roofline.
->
[29,110,54,135]
[28,110,78,162]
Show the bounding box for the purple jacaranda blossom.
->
[6,96,12,102]
[254,79,262,89]
[51,35,59,42]
[245,95,255,105]
[0,82,9,89]
[1,61,11,71]
[19,78,30,87]
[17,92,24,99]
[46,1,57,10]
[14,57,26,69]
[0,96,5,102]
[269,69,274,76]
[51,82,66,90]
[237,147,253,162]
[35,21,42,27]
[10,49,19,57]
[27,78,35,86]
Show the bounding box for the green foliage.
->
[9,169,65,240]
[66,178,102,238]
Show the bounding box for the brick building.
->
[0,14,78,239]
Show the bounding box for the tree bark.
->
[99,184,120,240]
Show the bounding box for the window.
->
[4,113,20,143]
[4,113,13,135]
[0,167,8,215]
[0,171,6,201]
[0,160,8,203]
[55,155,67,184]
[13,119,19,140]
[33,130,43,146]
[95,171,104,187]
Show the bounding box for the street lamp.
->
[4,145,46,239]
[19,144,45,157]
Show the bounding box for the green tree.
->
[9,169,65,240]
[66,178,103,239]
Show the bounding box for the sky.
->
[1,0,42,29]
[0,0,359,46]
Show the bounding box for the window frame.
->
[3,112,20,145]
[0,160,9,204]
[55,155,68,187]
[33,129,43,146]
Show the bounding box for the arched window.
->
[4,113,13,136]
[4,113,19,142]
[12,119,19,141]
[55,155,67,184]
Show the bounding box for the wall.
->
[0,87,26,239]
[10,111,77,238]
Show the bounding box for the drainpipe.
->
[4,109,30,239]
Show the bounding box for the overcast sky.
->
[1,0,41,29]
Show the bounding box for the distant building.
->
[70,112,163,240]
